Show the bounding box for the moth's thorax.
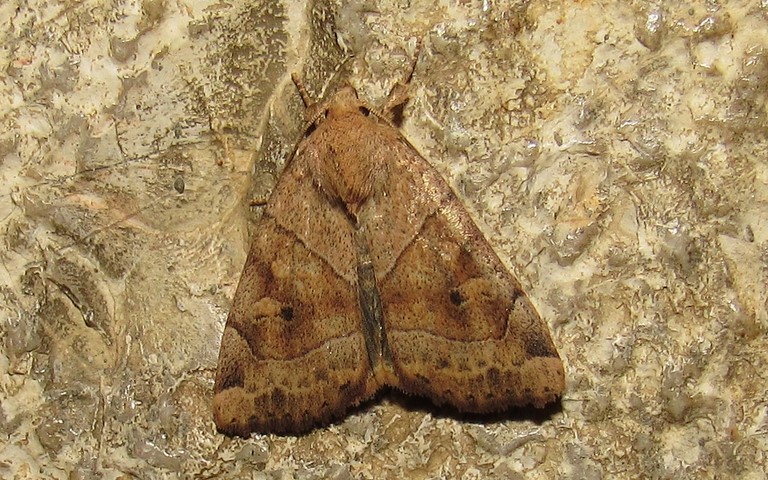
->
[308,105,389,217]
[325,85,364,118]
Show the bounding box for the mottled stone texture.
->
[1,0,766,478]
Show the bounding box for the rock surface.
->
[1,0,766,478]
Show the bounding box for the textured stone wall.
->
[1,0,766,478]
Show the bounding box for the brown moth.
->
[213,64,565,436]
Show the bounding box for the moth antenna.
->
[402,38,422,85]
[291,72,314,107]
[377,39,423,122]
[291,72,327,127]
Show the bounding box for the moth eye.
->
[449,289,464,306]
[280,306,294,321]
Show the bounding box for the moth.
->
[213,64,565,436]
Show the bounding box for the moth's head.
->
[326,84,366,118]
